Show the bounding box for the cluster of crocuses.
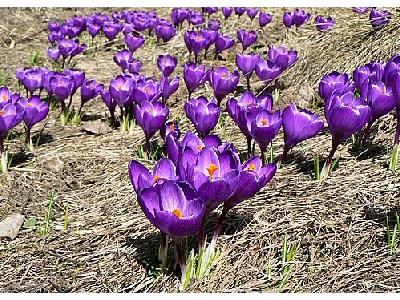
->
[16,66,103,126]
[352,7,392,30]
[319,55,400,176]
[103,53,181,141]
[129,129,277,278]
[0,86,49,172]
[283,8,311,29]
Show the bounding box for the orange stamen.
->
[2,95,8,101]
[0,109,5,117]
[207,163,219,179]
[172,208,183,219]
[169,123,175,131]
[153,175,160,182]
[248,163,256,171]
[27,103,33,107]
[261,118,268,125]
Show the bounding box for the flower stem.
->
[198,207,210,251]
[67,94,73,110]
[246,76,251,91]
[261,148,266,166]
[159,231,169,269]
[361,121,373,147]
[174,239,186,281]
[320,139,339,180]
[394,110,400,146]
[280,145,290,166]
[246,136,252,158]
[210,204,229,253]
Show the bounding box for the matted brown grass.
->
[0,7,399,292]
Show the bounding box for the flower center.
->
[261,118,268,125]
[169,123,175,131]
[153,175,160,182]
[27,103,33,107]
[145,86,150,93]
[2,95,8,101]
[197,145,204,151]
[248,163,256,171]
[221,72,228,78]
[206,163,219,179]
[117,84,122,91]
[0,109,5,116]
[172,208,183,219]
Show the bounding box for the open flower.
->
[109,75,134,107]
[125,33,145,53]
[183,63,208,98]
[259,12,273,27]
[208,67,239,106]
[281,103,324,163]
[184,96,221,138]
[315,15,336,31]
[214,33,235,58]
[237,29,258,52]
[160,75,179,103]
[319,71,355,102]
[157,54,178,77]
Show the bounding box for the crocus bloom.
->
[109,75,134,107]
[155,22,176,43]
[184,96,221,137]
[208,19,220,31]
[237,29,258,52]
[127,59,142,74]
[208,67,240,106]
[48,74,74,102]
[255,58,283,86]
[268,45,298,71]
[125,33,145,53]
[234,7,246,17]
[369,9,391,30]
[225,157,276,210]
[103,21,122,40]
[214,33,235,58]
[135,100,169,147]
[132,77,161,105]
[160,120,180,141]
[87,20,102,38]
[0,102,24,161]
[80,79,104,109]
[246,8,259,21]
[136,180,205,241]
[236,53,260,90]
[157,54,178,77]
[222,7,233,19]
[128,158,177,193]
[283,11,294,28]
[259,12,273,27]
[354,62,385,96]
[47,47,61,62]
[113,50,134,72]
[160,75,179,103]
[63,68,85,97]
[183,63,208,98]
[293,8,311,28]
[16,68,43,95]
[321,92,371,179]
[318,71,355,102]
[281,103,324,163]
[315,15,335,31]
[250,109,282,161]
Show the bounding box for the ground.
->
[0,7,399,292]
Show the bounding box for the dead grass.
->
[0,7,400,292]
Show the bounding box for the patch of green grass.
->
[387,213,400,255]
[29,49,42,67]
[39,190,57,236]
[278,235,300,291]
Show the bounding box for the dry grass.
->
[0,7,400,293]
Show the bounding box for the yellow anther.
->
[172,208,183,219]
[207,163,219,179]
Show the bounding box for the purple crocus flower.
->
[184,31,208,62]
[47,47,61,62]
[259,12,273,27]
[155,21,176,43]
[127,59,142,74]
[246,8,259,21]
[103,20,122,40]
[293,8,311,28]
[135,100,169,149]
[234,7,246,17]
[354,62,385,96]
[157,54,178,77]
[283,11,294,28]
[250,109,282,163]
[0,102,24,159]
[63,68,85,99]
[87,20,102,38]
[48,74,74,103]
[321,92,371,179]
[183,63,208,98]
[319,71,355,102]
[208,19,220,31]
[136,180,205,245]
[236,53,260,90]
[281,103,324,163]
[214,33,235,59]
[125,33,145,53]
[160,120,180,141]
[160,75,179,103]
[48,31,64,44]
[128,158,177,193]
[255,58,283,86]
[16,68,43,96]
[222,7,233,19]
[132,77,161,105]
[109,75,134,107]
[80,79,104,110]
[237,29,258,52]
[369,9,391,30]
[188,11,205,27]
[48,21,60,32]
[209,67,240,106]
[315,15,336,31]
[19,96,49,148]
[113,50,133,73]
[184,96,221,138]
[268,45,298,71]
